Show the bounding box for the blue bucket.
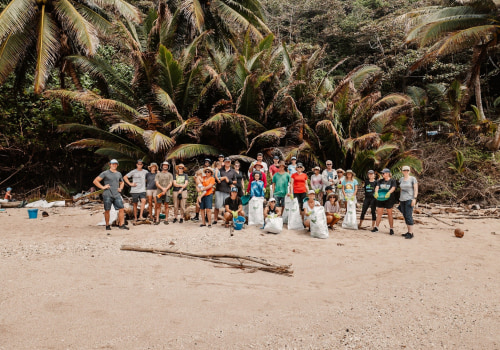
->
[233,216,245,230]
[28,208,38,219]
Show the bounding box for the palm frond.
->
[54,0,99,55]
[0,27,32,83]
[374,94,411,109]
[143,130,175,153]
[436,25,499,56]
[109,121,145,135]
[0,0,36,39]
[213,0,269,41]
[391,155,423,174]
[76,4,113,36]
[247,127,286,153]
[90,0,142,23]
[180,0,204,32]
[166,143,220,160]
[34,8,60,94]
[153,85,182,120]
[67,138,143,159]
[157,44,182,96]
[316,120,342,147]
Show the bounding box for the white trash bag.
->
[97,206,118,226]
[287,198,304,230]
[282,196,294,224]
[264,215,283,234]
[342,199,358,230]
[248,197,265,226]
[309,206,329,239]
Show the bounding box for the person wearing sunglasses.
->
[199,167,216,227]
[398,166,418,239]
[172,163,189,223]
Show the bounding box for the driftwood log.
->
[120,245,293,276]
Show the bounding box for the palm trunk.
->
[464,45,488,122]
[486,126,500,151]
[473,72,486,122]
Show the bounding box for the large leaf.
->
[54,0,99,55]
[157,44,182,96]
[0,26,32,83]
[33,8,60,94]
[0,0,36,40]
[166,143,220,160]
[143,130,175,153]
[247,127,286,153]
[109,121,145,136]
[89,0,142,23]
[154,85,182,120]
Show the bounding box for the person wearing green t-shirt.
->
[272,161,291,212]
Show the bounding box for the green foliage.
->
[447,149,465,174]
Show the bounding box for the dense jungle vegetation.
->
[0,0,499,204]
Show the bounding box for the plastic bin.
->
[233,216,245,230]
[28,208,38,219]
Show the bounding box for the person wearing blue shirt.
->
[288,156,297,175]
[250,172,265,198]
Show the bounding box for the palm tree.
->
[0,0,141,93]
[404,0,500,122]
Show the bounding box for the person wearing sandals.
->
[398,165,418,239]
[172,163,189,224]
[199,167,216,228]
[324,193,341,229]
[124,159,148,223]
[288,156,298,175]
[372,168,397,235]
[342,169,358,205]
[145,163,158,222]
[336,169,346,209]
[359,170,377,230]
[155,161,173,225]
[191,158,211,222]
[303,190,321,230]
[321,160,338,203]
[272,161,290,214]
[223,187,244,227]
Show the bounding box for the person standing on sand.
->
[359,170,377,230]
[124,159,148,223]
[93,159,129,232]
[272,161,291,214]
[191,158,212,222]
[145,163,158,221]
[214,157,237,225]
[288,156,297,175]
[200,167,216,228]
[372,168,397,235]
[398,165,419,239]
[310,166,324,204]
[233,161,245,197]
[321,161,338,202]
[155,161,173,225]
[290,163,309,218]
[172,163,189,224]
[248,152,269,177]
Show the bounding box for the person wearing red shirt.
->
[290,163,309,218]
[246,162,267,193]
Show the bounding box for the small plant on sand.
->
[447,149,465,174]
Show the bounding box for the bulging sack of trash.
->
[287,198,304,230]
[248,197,265,226]
[342,199,358,230]
[97,206,118,226]
[310,206,329,239]
[264,215,283,234]
[282,196,294,224]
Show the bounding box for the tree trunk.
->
[59,69,72,115]
[486,125,500,151]
[464,45,488,122]
[473,72,486,122]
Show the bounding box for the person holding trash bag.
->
[372,168,397,235]
[303,190,322,230]
[290,163,309,219]
[172,163,189,223]
[398,165,418,239]
[223,187,245,227]
[359,170,377,230]
[325,193,341,229]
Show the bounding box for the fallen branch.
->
[422,211,453,226]
[120,245,293,276]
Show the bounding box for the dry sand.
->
[1,206,499,349]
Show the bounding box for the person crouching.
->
[223,187,245,227]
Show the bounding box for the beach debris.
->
[471,204,480,210]
[120,245,293,276]
[454,228,465,238]
[41,211,49,217]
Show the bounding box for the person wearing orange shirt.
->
[290,163,309,219]
[199,167,216,228]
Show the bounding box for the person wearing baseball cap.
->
[155,161,173,225]
[290,163,309,217]
[214,156,237,225]
[321,160,338,203]
[372,168,397,235]
[124,159,149,223]
[398,165,418,239]
[359,170,377,230]
[93,159,128,232]
[223,187,244,227]
[145,163,159,221]
[288,156,297,174]
[310,166,324,203]
[248,152,269,178]
[269,155,281,182]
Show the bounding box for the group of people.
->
[92,154,418,239]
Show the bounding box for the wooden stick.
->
[422,211,453,226]
[120,245,293,276]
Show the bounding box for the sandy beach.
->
[1,206,499,349]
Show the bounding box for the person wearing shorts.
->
[155,161,173,225]
[290,163,309,219]
[200,167,216,227]
[124,159,148,222]
[213,157,236,225]
[359,170,377,230]
[93,159,129,232]
[145,163,158,221]
[372,168,397,235]
[272,161,290,212]
[172,163,189,223]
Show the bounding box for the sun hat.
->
[148,162,158,170]
[110,159,119,164]
[175,163,186,172]
[367,169,374,174]
[346,169,353,174]
[307,190,315,195]
[313,166,321,171]
[278,161,286,167]
[336,168,344,173]
[254,162,263,168]
[204,167,213,174]
[381,168,391,173]
[269,197,276,202]
[231,187,238,192]
[402,165,411,171]
[161,161,169,168]
[327,193,337,199]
